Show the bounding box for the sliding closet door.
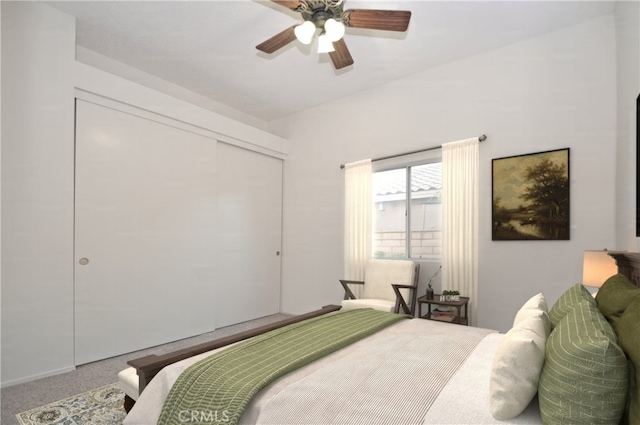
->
[215,142,282,327]
[74,99,217,365]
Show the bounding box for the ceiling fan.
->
[256,0,411,70]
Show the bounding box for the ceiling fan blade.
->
[343,9,411,32]
[272,0,302,9]
[329,38,354,70]
[256,26,297,54]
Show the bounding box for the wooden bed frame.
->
[608,251,640,287]
[124,304,341,411]
[123,251,640,412]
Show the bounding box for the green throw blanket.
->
[158,308,410,425]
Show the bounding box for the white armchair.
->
[340,259,420,315]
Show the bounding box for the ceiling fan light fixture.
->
[294,21,316,45]
[317,34,335,53]
[257,1,412,69]
[324,18,345,42]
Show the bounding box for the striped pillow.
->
[548,283,594,329]
[616,296,640,425]
[538,300,628,425]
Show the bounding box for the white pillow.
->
[489,314,547,420]
[513,293,550,337]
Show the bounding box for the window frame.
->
[372,149,442,261]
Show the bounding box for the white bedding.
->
[124,319,542,425]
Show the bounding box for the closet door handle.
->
[79,258,90,265]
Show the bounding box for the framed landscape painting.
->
[492,148,570,241]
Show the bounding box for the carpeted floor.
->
[2,313,293,425]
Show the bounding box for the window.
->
[372,161,442,260]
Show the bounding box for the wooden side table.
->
[417,294,470,326]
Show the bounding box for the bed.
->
[121,251,640,425]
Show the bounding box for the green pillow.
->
[616,296,640,425]
[596,274,640,329]
[539,300,628,425]
[548,283,594,329]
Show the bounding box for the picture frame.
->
[492,148,570,241]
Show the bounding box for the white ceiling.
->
[47,0,616,122]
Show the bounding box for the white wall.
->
[1,1,77,384]
[0,1,288,386]
[274,15,618,331]
[614,1,640,251]
[75,46,269,132]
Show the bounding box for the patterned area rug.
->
[16,383,126,425]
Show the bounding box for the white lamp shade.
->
[294,21,316,45]
[324,18,345,42]
[582,250,617,288]
[317,34,335,53]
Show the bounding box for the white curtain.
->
[344,159,372,297]
[442,138,479,325]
